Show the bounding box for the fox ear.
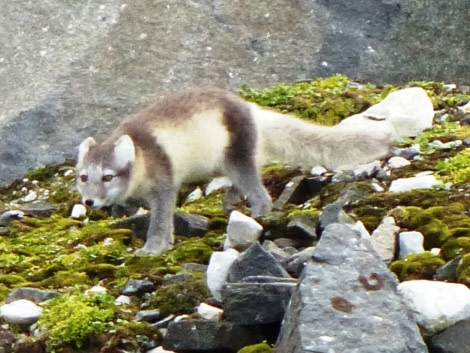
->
[77,137,97,165]
[113,135,135,168]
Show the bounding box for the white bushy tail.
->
[252,104,396,170]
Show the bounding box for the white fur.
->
[78,137,96,165]
[153,110,230,186]
[113,135,136,169]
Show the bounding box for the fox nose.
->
[85,199,94,207]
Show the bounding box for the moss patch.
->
[390,252,445,281]
[238,342,274,353]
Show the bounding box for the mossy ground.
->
[1,75,470,351]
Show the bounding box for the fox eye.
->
[102,174,114,182]
[80,175,88,183]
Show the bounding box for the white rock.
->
[23,190,37,202]
[115,295,131,306]
[310,165,328,176]
[389,173,442,193]
[398,280,470,334]
[224,211,263,250]
[353,160,382,178]
[186,187,203,202]
[363,87,434,138]
[429,139,463,150]
[206,248,239,301]
[86,285,107,295]
[370,217,399,264]
[197,302,223,321]
[70,204,87,219]
[205,176,233,195]
[399,231,425,258]
[350,220,370,239]
[0,299,43,325]
[146,347,176,353]
[338,87,434,141]
[388,156,411,169]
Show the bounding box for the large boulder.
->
[275,223,428,353]
[1,0,469,185]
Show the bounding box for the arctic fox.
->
[76,87,400,255]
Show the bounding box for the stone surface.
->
[398,280,470,335]
[389,172,442,193]
[370,216,399,264]
[275,223,427,353]
[0,299,43,325]
[121,279,156,297]
[434,256,461,282]
[135,309,161,323]
[399,231,425,259]
[206,249,240,301]
[224,211,263,251]
[6,287,60,304]
[221,281,296,325]
[428,319,470,353]
[163,320,264,353]
[226,242,291,283]
[197,303,224,322]
[0,0,469,186]
[174,213,209,237]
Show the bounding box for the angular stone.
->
[276,223,427,353]
[221,281,296,325]
[399,231,425,259]
[6,287,60,304]
[163,320,264,352]
[370,217,399,264]
[135,309,161,323]
[319,203,355,230]
[273,176,309,209]
[224,211,263,251]
[389,172,442,193]
[428,319,470,353]
[121,279,156,297]
[226,242,291,283]
[398,280,470,335]
[206,249,240,301]
[174,213,209,237]
[287,215,318,241]
[434,256,461,281]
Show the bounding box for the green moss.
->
[38,292,115,352]
[240,74,389,125]
[437,148,470,185]
[177,190,226,218]
[238,342,273,353]
[441,237,470,261]
[390,252,445,281]
[149,275,210,317]
[163,237,214,265]
[0,274,27,286]
[105,320,162,351]
[457,254,470,286]
[40,271,91,289]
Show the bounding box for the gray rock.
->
[163,320,264,352]
[1,0,470,186]
[174,213,209,237]
[319,203,355,230]
[434,256,461,281]
[275,223,428,353]
[121,279,156,297]
[226,242,291,283]
[370,216,399,264]
[221,281,296,325]
[399,231,425,259]
[135,309,161,323]
[287,215,318,241]
[6,287,60,304]
[0,210,24,227]
[283,246,316,278]
[428,319,470,353]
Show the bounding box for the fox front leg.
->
[134,184,177,256]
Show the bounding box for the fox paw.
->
[134,243,172,256]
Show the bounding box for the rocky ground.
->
[1,76,470,352]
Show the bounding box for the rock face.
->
[275,223,428,353]
[0,0,469,185]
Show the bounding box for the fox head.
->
[76,135,135,208]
